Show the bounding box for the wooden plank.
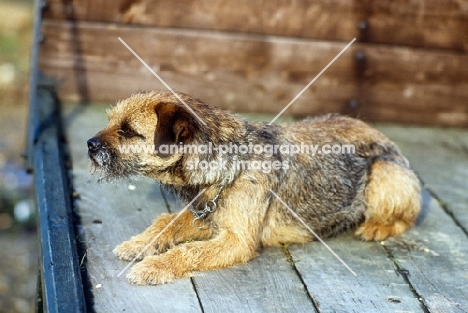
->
[282,125,468,312]
[288,187,468,312]
[288,233,424,312]
[372,126,468,311]
[71,173,202,313]
[62,104,108,171]
[39,20,358,114]
[42,0,468,51]
[191,248,317,313]
[39,20,468,127]
[376,125,468,235]
[64,102,468,311]
[364,0,468,51]
[33,85,87,312]
[65,104,202,312]
[30,2,87,311]
[383,190,468,312]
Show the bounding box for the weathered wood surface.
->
[41,20,468,127]
[377,125,468,312]
[383,192,468,313]
[290,187,468,313]
[43,0,468,51]
[72,173,203,313]
[289,232,424,313]
[191,247,317,313]
[64,102,468,312]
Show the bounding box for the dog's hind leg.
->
[355,160,421,241]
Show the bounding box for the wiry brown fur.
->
[87,90,421,285]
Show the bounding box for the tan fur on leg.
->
[113,209,214,261]
[126,177,267,284]
[127,229,258,285]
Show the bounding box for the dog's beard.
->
[89,148,144,183]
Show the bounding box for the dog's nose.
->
[87,138,102,152]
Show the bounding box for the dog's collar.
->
[190,186,224,229]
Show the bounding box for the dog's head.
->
[87,91,205,183]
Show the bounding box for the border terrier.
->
[87,90,421,285]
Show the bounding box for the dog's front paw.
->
[113,239,157,261]
[126,256,182,285]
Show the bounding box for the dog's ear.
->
[154,102,196,158]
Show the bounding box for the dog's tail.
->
[355,158,421,241]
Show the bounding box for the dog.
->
[87,90,421,285]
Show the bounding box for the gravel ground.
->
[0,231,37,313]
[0,1,38,313]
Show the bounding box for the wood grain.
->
[43,0,468,51]
[190,247,317,313]
[383,191,468,312]
[40,20,468,127]
[375,125,468,312]
[289,233,424,313]
[72,173,203,313]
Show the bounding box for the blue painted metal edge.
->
[27,0,87,312]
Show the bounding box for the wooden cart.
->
[28,0,468,312]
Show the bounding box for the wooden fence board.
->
[43,0,468,50]
[40,20,468,126]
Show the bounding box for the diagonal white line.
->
[268,38,356,125]
[269,189,357,276]
[118,37,207,126]
[117,188,207,277]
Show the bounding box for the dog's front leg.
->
[113,209,215,261]
[126,228,259,285]
[126,184,267,285]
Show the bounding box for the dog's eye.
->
[119,122,140,139]
[119,129,135,138]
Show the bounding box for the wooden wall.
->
[39,0,468,126]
